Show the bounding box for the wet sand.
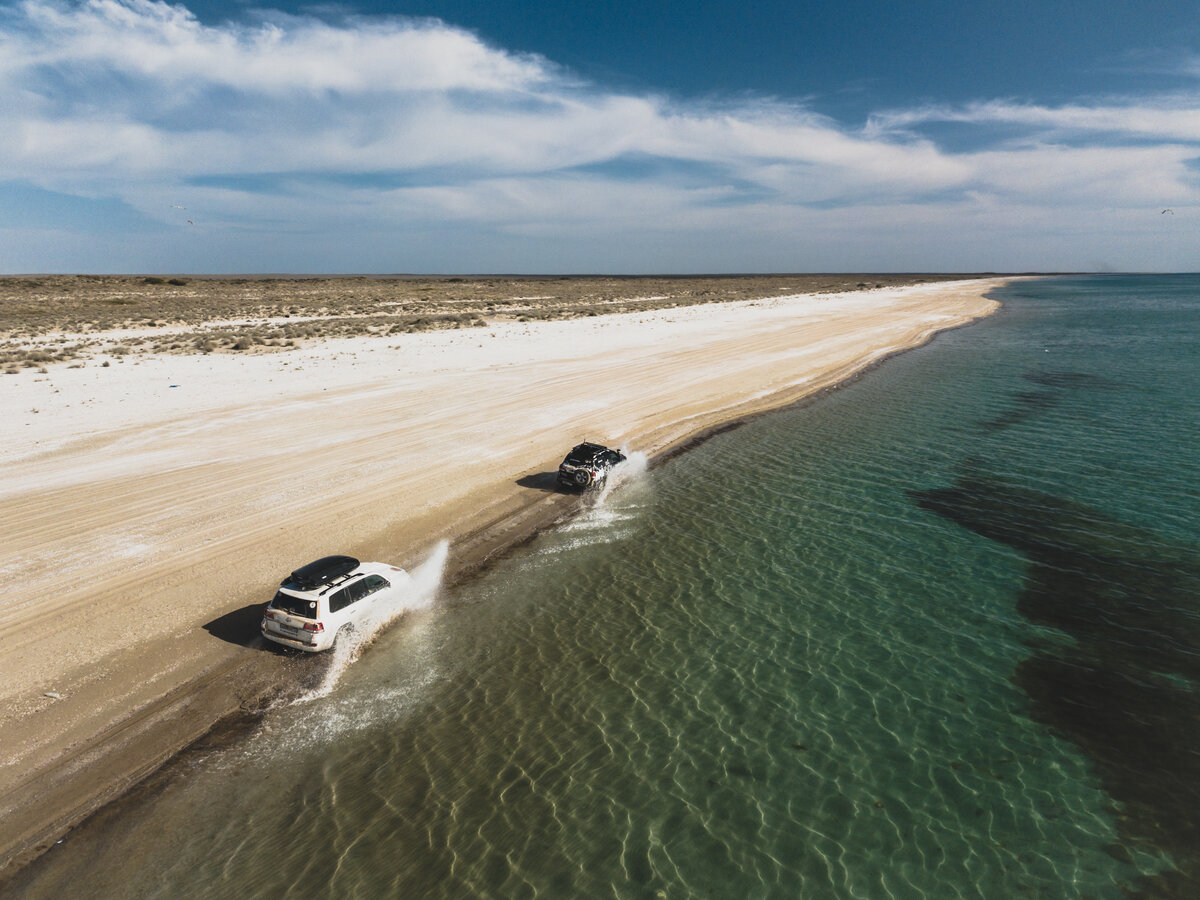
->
[0,277,1006,876]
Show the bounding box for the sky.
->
[0,0,1197,273]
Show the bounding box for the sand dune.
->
[0,278,1004,872]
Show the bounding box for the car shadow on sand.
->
[203,603,268,647]
[516,472,565,493]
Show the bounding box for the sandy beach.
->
[0,277,1005,875]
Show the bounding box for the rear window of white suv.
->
[270,591,317,619]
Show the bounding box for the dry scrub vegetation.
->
[0,273,968,371]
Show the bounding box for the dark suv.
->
[557,442,627,490]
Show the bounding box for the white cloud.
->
[967,144,1194,206]
[0,0,1198,271]
[8,0,547,93]
[870,98,1200,143]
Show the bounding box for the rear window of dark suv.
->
[271,590,318,619]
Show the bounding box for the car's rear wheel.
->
[333,624,354,650]
[574,469,591,487]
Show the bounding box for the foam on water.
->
[298,540,449,702]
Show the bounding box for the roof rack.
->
[318,571,365,596]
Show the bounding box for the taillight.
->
[303,622,325,633]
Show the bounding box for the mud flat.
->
[0,276,1008,877]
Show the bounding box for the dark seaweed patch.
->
[979,370,1118,434]
[911,476,1200,898]
[1022,370,1121,390]
[979,390,1062,433]
[978,370,1120,434]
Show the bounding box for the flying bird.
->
[170,204,186,209]
[1162,208,1174,214]
[187,219,194,225]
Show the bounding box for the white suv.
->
[260,555,408,652]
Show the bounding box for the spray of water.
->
[592,448,648,505]
[535,448,652,555]
[297,540,449,702]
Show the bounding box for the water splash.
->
[593,448,648,505]
[533,449,651,556]
[298,540,449,701]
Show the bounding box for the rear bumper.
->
[261,623,324,652]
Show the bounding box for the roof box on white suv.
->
[283,555,359,590]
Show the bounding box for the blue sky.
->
[1,0,1197,273]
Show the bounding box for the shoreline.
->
[0,278,1011,880]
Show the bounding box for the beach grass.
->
[0,274,968,368]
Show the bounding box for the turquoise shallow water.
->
[11,276,1200,899]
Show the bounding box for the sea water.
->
[11,276,1200,899]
